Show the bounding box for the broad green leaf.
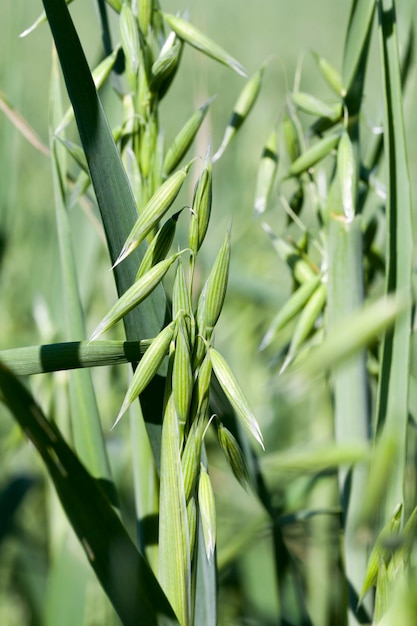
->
[0,363,178,626]
[0,340,151,376]
[42,0,166,345]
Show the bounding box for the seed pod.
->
[213,65,265,162]
[288,184,304,220]
[198,464,216,560]
[262,223,317,284]
[136,46,153,120]
[359,504,402,603]
[114,161,193,267]
[151,34,183,97]
[260,274,322,350]
[172,261,194,346]
[151,131,165,193]
[196,226,231,337]
[210,347,264,449]
[292,91,342,121]
[173,320,193,431]
[181,418,204,501]
[217,423,250,488]
[288,133,340,177]
[172,261,192,318]
[189,161,212,254]
[254,126,278,216]
[113,322,175,427]
[135,210,181,280]
[282,109,301,164]
[191,351,212,415]
[281,282,327,371]
[138,115,158,179]
[163,13,247,77]
[163,96,215,175]
[89,251,183,341]
[138,0,153,35]
[120,3,140,80]
[337,131,357,222]
[124,146,143,210]
[312,51,344,96]
[187,496,197,560]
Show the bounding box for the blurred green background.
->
[1,1,416,624]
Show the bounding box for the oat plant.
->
[2,0,417,625]
[0,1,265,625]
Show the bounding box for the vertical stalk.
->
[327,216,371,624]
[374,0,413,524]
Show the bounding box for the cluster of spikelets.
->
[45,6,269,621]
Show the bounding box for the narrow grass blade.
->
[0,363,178,626]
[20,0,74,37]
[375,0,413,519]
[162,13,247,77]
[49,48,112,481]
[0,340,151,376]
[129,398,160,575]
[342,0,376,97]
[0,90,49,155]
[326,215,369,614]
[290,293,405,381]
[42,0,166,344]
[56,46,122,134]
